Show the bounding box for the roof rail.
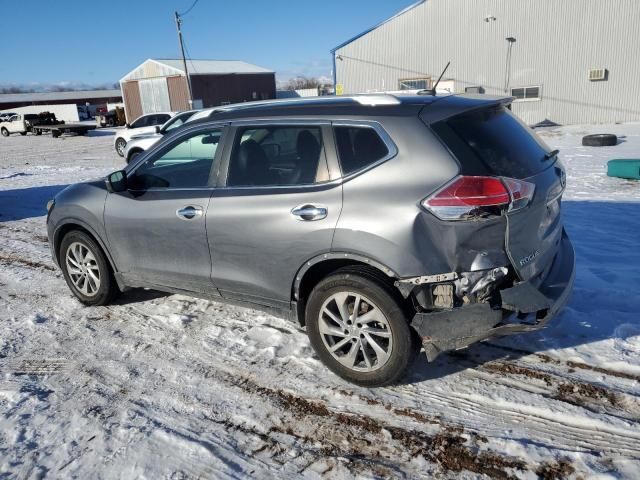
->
[206,94,401,115]
[351,94,401,105]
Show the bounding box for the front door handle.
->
[176,205,204,220]
[291,204,328,221]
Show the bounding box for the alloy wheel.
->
[318,291,393,372]
[116,139,125,156]
[65,242,101,297]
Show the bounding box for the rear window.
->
[431,106,552,178]
[334,126,389,175]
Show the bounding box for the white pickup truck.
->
[0,114,38,136]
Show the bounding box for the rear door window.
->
[227,125,329,187]
[334,126,389,175]
[431,106,553,178]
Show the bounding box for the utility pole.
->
[174,11,193,107]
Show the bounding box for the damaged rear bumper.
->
[411,230,575,361]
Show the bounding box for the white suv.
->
[113,112,175,157]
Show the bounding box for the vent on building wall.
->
[588,68,608,81]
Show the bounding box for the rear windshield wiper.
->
[544,149,559,160]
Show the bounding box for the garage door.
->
[139,77,171,114]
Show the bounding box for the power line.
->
[178,0,199,17]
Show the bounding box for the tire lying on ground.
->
[582,134,618,146]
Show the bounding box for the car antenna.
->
[419,61,451,96]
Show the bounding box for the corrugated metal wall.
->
[335,0,640,125]
[139,78,171,113]
[167,76,190,111]
[121,81,142,122]
[190,73,276,107]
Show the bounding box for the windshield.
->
[162,111,197,133]
[186,108,216,123]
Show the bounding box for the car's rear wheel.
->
[306,269,418,387]
[60,231,118,306]
[115,138,126,157]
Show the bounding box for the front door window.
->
[129,129,222,190]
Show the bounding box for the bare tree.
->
[49,85,71,92]
[284,76,323,91]
[0,86,35,94]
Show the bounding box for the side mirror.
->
[155,125,161,133]
[105,170,128,193]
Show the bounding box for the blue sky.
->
[1,0,414,88]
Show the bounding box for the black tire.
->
[59,230,119,306]
[127,150,141,164]
[582,134,617,147]
[115,138,126,157]
[20,132,27,136]
[52,130,61,138]
[305,268,419,387]
[0,128,9,137]
[35,129,42,136]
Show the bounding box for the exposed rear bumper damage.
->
[410,230,575,361]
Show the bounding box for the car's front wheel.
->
[60,230,119,306]
[0,128,9,137]
[115,137,126,157]
[127,150,141,164]
[306,268,419,387]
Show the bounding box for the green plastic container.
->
[607,159,640,180]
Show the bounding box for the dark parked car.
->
[46,94,575,386]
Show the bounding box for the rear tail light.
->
[422,175,535,220]
[502,177,536,211]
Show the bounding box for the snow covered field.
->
[0,124,639,479]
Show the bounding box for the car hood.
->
[55,178,107,201]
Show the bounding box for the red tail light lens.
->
[423,176,535,220]
[502,177,536,211]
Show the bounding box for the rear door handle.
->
[291,204,328,221]
[176,205,204,220]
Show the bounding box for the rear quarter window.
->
[431,106,553,178]
[334,126,389,176]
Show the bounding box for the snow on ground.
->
[0,124,639,479]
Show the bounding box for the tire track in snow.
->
[2,225,640,475]
[196,329,640,460]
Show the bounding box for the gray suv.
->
[46,94,575,387]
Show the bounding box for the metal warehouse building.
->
[332,0,640,125]
[120,59,276,121]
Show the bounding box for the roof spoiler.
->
[419,94,514,125]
